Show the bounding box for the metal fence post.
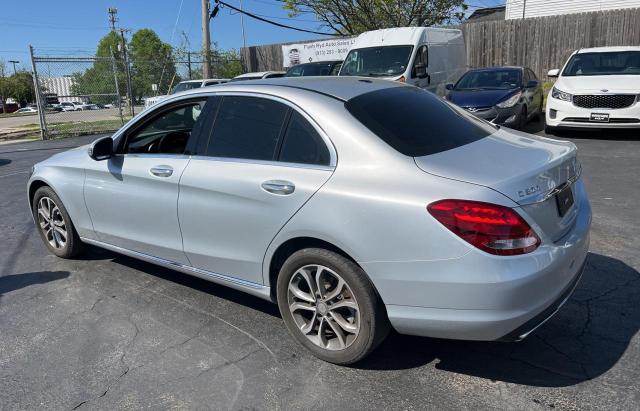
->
[29,45,48,140]
[110,47,124,126]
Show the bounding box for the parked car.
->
[0,102,19,113]
[545,46,640,134]
[145,78,231,108]
[338,27,466,95]
[229,71,286,82]
[16,107,38,113]
[28,78,590,365]
[285,61,343,77]
[58,102,77,112]
[445,66,543,130]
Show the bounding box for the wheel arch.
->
[266,236,380,303]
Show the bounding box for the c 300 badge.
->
[518,185,541,198]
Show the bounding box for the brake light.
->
[427,200,540,256]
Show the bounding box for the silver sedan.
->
[28,77,591,364]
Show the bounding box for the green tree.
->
[7,71,35,105]
[71,31,126,104]
[282,0,468,35]
[212,49,242,78]
[129,29,179,98]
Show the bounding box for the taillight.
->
[397,76,406,83]
[427,199,540,256]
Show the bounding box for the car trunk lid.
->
[414,129,581,241]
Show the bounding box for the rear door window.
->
[279,112,330,166]
[206,96,288,161]
[345,86,496,157]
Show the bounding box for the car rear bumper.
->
[362,181,592,341]
[546,97,640,129]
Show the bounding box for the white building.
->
[41,76,77,103]
[506,0,640,19]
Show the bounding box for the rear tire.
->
[276,248,389,365]
[32,186,83,259]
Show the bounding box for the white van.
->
[338,27,466,95]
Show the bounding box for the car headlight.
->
[552,87,572,102]
[496,92,522,108]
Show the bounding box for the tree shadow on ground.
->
[0,271,70,303]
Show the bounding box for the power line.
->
[212,0,340,37]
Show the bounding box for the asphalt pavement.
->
[1,125,639,410]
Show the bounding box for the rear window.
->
[345,86,496,157]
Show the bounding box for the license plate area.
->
[590,113,609,122]
[555,184,574,217]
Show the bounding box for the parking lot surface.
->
[1,126,639,410]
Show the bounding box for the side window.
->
[414,45,428,68]
[123,101,206,154]
[287,66,303,77]
[206,96,288,161]
[523,69,531,83]
[279,112,330,166]
[528,69,538,81]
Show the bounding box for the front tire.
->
[276,248,389,364]
[32,186,82,258]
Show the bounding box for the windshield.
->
[286,63,339,77]
[455,69,522,90]
[171,82,202,94]
[339,46,413,77]
[562,51,640,76]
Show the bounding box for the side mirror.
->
[88,136,114,161]
[547,69,560,77]
[526,79,539,88]
[414,64,428,79]
[445,83,454,91]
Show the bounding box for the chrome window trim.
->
[189,154,335,172]
[112,90,338,168]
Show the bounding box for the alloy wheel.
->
[37,196,67,249]
[287,264,360,351]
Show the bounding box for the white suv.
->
[545,46,640,134]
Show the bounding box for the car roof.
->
[575,46,640,54]
[234,71,285,79]
[467,66,524,72]
[176,77,405,102]
[292,60,343,66]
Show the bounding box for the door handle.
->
[261,180,295,195]
[150,165,174,177]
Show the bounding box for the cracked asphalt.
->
[1,128,639,410]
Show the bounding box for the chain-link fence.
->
[30,48,241,139]
[31,53,126,139]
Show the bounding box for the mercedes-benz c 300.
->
[28,78,590,364]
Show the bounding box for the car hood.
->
[555,75,640,93]
[447,89,518,108]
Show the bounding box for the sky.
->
[0,0,505,72]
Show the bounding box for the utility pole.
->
[239,0,247,50]
[0,63,5,114]
[119,28,135,116]
[201,0,211,79]
[8,60,20,75]
[108,7,118,32]
[522,0,527,19]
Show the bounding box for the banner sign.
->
[282,38,356,67]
